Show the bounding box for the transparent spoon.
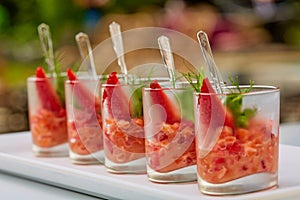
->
[158,35,176,88]
[197,31,227,158]
[38,23,55,77]
[75,32,98,80]
[109,21,128,82]
[197,31,224,94]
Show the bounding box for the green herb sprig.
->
[181,68,257,128]
[38,23,66,105]
[53,58,65,104]
[226,76,256,128]
[181,67,205,92]
[126,67,158,119]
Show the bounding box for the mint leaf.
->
[226,77,256,128]
[130,85,143,118]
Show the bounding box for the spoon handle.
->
[37,23,55,77]
[197,31,224,94]
[75,32,98,80]
[109,22,128,77]
[158,35,176,87]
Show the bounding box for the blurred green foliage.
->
[0,0,86,86]
[0,0,300,87]
[0,0,85,48]
[0,0,166,86]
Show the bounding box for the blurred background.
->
[0,0,300,133]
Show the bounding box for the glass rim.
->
[65,79,101,84]
[143,81,196,91]
[101,77,170,87]
[27,72,130,81]
[27,72,68,81]
[195,85,280,96]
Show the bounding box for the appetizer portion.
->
[195,77,278,184]
[30,67,67,148]
[102,72,145,165]
[66,69,103,157]
[144,81,196,174]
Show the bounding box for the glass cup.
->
[27,75,68,157]
[101,77,150,174]
[65,78,104,164]
[101,75,167,174]
[143,82,197,183]
[194,85,280,195]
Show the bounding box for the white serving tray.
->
[0,132,300,200]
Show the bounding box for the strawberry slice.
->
[149,81,181,124]
[198,77,234,129]
[35,66,63,114]
[67,69,100,112]
[101,72,119,103]
[102,72,130,121]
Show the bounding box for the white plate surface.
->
[0,131,300,200]
[280,122,300,147]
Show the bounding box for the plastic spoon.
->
[75,32,98,80]
[197,31,224,94]
[158,35,176,88]
[37,23,55,77]
[197,31,227,158]
[109,22,128,81]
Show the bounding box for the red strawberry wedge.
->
[102,72,131,121]
[198,77,234,129]
[67,69,101,112]
[35,66,63,114]
[149,81,181,124]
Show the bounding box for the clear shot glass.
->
[143,82,197,183]
[65,78,104,164]
[27,74,68,157]
[101,76,148,174]
[194,85,280,195]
